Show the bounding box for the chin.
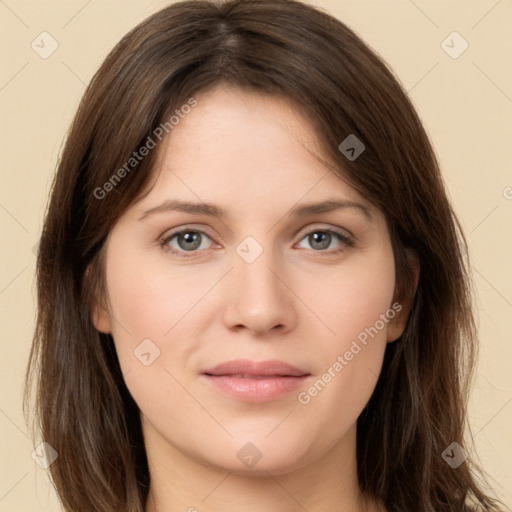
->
[200,437,315,476]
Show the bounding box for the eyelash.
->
[159,226,354,259]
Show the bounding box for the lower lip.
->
[202,375,310,402]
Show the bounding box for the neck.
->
[143,419,385,512]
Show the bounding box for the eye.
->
[161,229,214,257]
[296,228,353,255]
[160,226,354,258]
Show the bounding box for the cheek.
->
[104,245,201,340]
[307,248,396,347]
[296,250,395,426]
[103,251,199,418]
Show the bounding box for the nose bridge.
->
[239,252,280,299]
[236,240,284,307]
[222,237,295,334]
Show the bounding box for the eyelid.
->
[161,222,354,240]
[298,223,354,240]
[160,225,217,251]
[160,224,217,242]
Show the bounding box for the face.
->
[92,85,410,476]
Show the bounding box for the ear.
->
[84,264,113,334]
[387,248,420,342]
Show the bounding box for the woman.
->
[24,0,505,510]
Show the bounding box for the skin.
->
[92,84,418,512]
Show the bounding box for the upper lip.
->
[202,359,310,377]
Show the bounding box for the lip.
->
[201,359,311,402]
[203,359,309,377]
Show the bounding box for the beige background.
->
[1,0,511,510]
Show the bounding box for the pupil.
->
[311,232,330,250]
[180,232,200,250]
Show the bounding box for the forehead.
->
[168,85,324,159]
[132,85,378,222]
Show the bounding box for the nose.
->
[221,251,297,336]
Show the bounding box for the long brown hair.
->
[24,0,504,510]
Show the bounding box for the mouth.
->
[202,358,310,377]
[201,359,311,402]
[205,373,302,379]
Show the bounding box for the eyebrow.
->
[138,198,373,222]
